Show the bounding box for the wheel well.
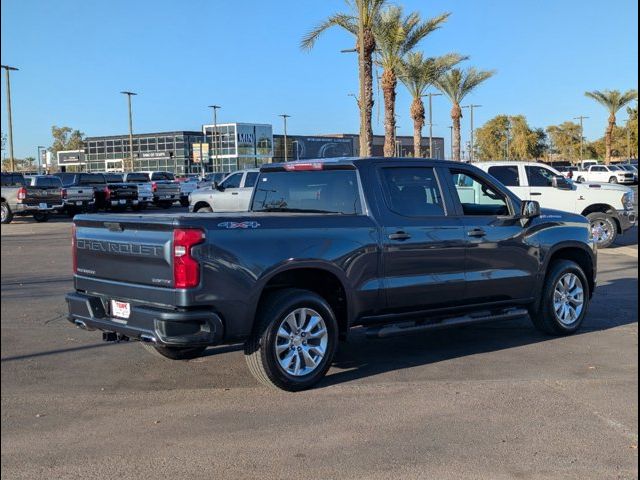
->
[1,197,5,203]
[258,268,349,338]
[193,201,211,211]
[580,204,621,233]
[547,248,595,297]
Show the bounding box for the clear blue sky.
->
[1,0,638,158]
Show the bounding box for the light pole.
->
[1,65,19,171]
[279,114,291,161]
[120,91,137,171]
[448,126,453,160]
[462,104,482,162]
[36,146,45,174]
[574,115,589,164]
[208,105,221,172]
[423,92,442,158]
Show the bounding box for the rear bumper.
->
[14,203,63,213]
[613,209,637,232]
[66,292,224,346]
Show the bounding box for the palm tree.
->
[435,67,495,161]
[301,0,388,157]
[375,7,450,157]
[584,89,638,164]
[399,52,465,157]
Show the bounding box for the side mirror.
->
[521,200,541,219]
[552,175,572,190]
[214,181,224,191]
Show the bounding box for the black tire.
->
[609,176,618,184]
[586,212,617,248]
[131,204,143,212]
[529,259,590,336]
[33,212,50,223]
[180,198,190,207]
[196,205,213,213]
[576,176,585,183]
[159,201,172,209]
[245,288,338,391]
[1,202,13,224]
[141,342,207,360]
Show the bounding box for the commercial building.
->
[317,134,445,159]
[202,123,273,172]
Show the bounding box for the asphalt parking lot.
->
[1,204,638,479]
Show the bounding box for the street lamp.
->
[574,116,589,164]
[279,114,291,161]
[208,105,222,172]
[36,146,45,174]
[120,91,137,171]
[422,92,442,158]
[462,104,482,162]
[1,65,19,171]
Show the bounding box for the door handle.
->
[467,228,486,238]
[388,231,411,241]
[530,192,542,196]
[231,192,239,195]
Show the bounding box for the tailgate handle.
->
[388,231,411,241]
[530,192,542,196]
[467,228,486,238]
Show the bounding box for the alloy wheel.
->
[274,308,328,376]
[553,273,584,325]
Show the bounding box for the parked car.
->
[67,158,597,391]
[197,172,226,190]
[616,164,638,183]
[1,172,63,224]
[476,161,636,248]
[138,171,181,208]
[176,176,199,207]
[189,169,259,213]
[575,164,635,184]
[121,172,153,210]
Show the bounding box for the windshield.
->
[251,170,362,215]
[609,165,622,171]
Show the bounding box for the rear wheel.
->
[180,198,190,207]
[196,205,213,213]
[159,201,173,209]
[1,202,13,224]
[245,288,338,391]
[33,212,49,223]
[609,176,618,184]
[530,260,589,335]
[586,212,617,248]
[141,343,207,360]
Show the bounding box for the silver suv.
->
[188,169,259,213]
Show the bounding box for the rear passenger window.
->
[525,166,555,187]
[488,166,520,186]
[380,167,445,217]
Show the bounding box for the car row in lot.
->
[1,170,183,224]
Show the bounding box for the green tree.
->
[624,104,638,159]
[584,89,638,164]
[50,125,85,157]
[589,126,630,160]
[475,115,541,161]
[301,0,388,157]
[1,156,35,172]
[546,121,583,162]
[399,52,465,157]
[435,67,495,161]
[375,6,450,156]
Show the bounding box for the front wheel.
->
[576,176,585,183]
[141,343,207,360]
[1,202,13,224]
[196,205,213,213]
[33,212,50,223]
[586,212,617,248]
[180,198,190,207]
[530,260,590,335]
[245,289,338,391]
[609,177,618,184]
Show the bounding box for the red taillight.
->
[283,162,323,171]
[17,187,27,201]
[151,181,158,192]
[71,224,77,274]
[61,188,67,199]
[104,186,111,201]
[173,228,205,288]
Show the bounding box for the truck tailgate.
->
[75,216,175,288]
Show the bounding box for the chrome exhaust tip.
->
[140,334,157,343]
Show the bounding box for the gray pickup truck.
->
[2,172,63,224]
[67,158,597,391]
[53,172,96,215]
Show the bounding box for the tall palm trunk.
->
[410,97,425,157]
[451,103,462,161]
[359,29,375,157]
[604,113,616,164]
[382,69,397,157]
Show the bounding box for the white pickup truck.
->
[475,161,636,248]
[575,164,636,185]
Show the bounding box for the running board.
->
[365,308,529,339]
